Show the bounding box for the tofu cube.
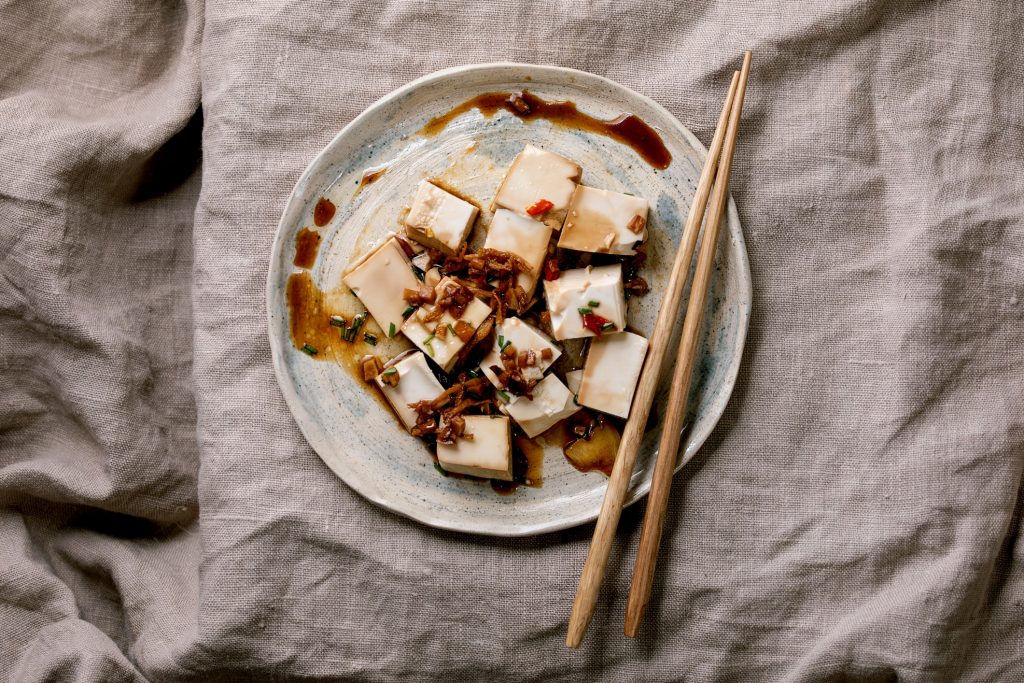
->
[343,237,422,337]
[401,277,492,373]
[542,265,626,341]
[565,369,584,395]
[491,145,581,230]
[404,180,479,255]
[480,317,561,389]
[436,416,513,480]
[373,351,445,431]
[578,331,649,418]
[483,209,552,294]
[499,374,580,438]
[558,186,649,255]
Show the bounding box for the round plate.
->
[267,63,750,536]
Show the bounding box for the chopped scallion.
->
[388,322,396,338]
[411,265,426,281]
[433,462,449,477]
[447,323,457,335]
[301,343,318,356]
[497,335,505,349]
[601,322,615,331]
[363,333,378,345]
[578,307,592,315]
[329,315,346,328]
[497,389,510,402]
[423,334,435,356]
[402,305,415,318]
[382,367,398,375]
[587,300,600,307]
[468,368,481,378]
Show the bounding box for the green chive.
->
[388,322,396,337]
[497,335,505,349]
[301,343,318,356]
[411,265,426,281]
[433,462,449,476]
[447,323,457,335]
[363,333,378,345]
[601,322,615,331]
[468,368,481,378]
[382,367,398,375]
[402,305,415,318]
[588,300,600,307]
[329,315,346,328]
[578,307,592,315]
[423,335,435,356]
[497,389,510,402]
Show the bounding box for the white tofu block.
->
[558,186,649,255]
[342,237,421,337]
[480,317,561,388]
[484,209,553,293]
[491,145,581,230]
[373,351,445,431]
[404,180,479,255]
[436,416,513,480]
[401,277,492,373]
[565,369,584,395]
[542,265,626,341]
[578,331,649,419]
[500,374,580,438]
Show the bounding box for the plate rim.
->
[266,62,752,537]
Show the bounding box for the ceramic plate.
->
[267,63,750,536]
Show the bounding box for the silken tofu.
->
[436,416,513,480]
[565,369,584,395]
[558,186,649,255]
[401,277,492,373]
[483,209,552,293]
[373,351,445,431]
[542,265,626,340]
[491,145,581,230]
[578,331,649,419]
[480,317,560,388]
[343,237,421,337]
[499,374,580,438]
[404,180,479,255]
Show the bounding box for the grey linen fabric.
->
[2,0,1022,680]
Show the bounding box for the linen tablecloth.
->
[2,1,1022,680]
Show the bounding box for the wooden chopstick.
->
[624,50,751,638]
[565,64,744,649]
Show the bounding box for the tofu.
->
[491,145,581,230]
[578,331,649,418]
[565,369,584,395]
[558,186,649,255]
[480,317,561,388]
[404,180,479,255]
[401,277,492,373]
[542,265,626,341]
[436,416,513,480]
[483,209,552,293]
[342,237,421,337]
[500,374,580,438]
[373,351,445,431]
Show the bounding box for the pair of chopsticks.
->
[566,51,752,648]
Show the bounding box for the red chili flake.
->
[581,312,611,336]
[543,257,560,281]
[526,199,554,216]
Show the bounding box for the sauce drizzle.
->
[293,227,321,269]
[313,197,336,227]
[421,90,672,170]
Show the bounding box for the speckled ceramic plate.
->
[267,63,750,536]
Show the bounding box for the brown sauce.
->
[313,197,336,227]
[293,227,321,269]
[562,409,621,476]
[421,90,672,170]
[356,167,387,194]
[491,432,545,495]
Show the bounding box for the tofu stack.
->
[338,144,653,483]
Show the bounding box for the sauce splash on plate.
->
[421,90,672,170]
